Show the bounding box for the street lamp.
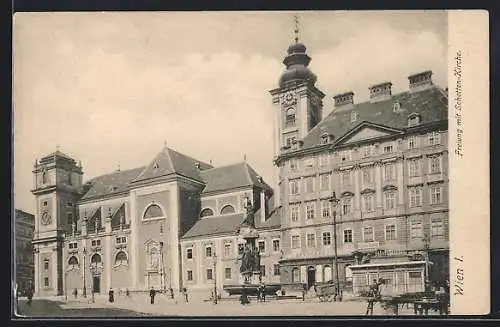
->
[213,252,218,305]
[82,247,87,298]
[64,270,68,302]
[329,191,342,302]
[422,233,431,292]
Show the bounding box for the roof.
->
[80,167,145,200]
[39,150,77,164]
[200,162,271,194]
[182,213,244,239]
[300,87,448,149]
[131,147,212,184]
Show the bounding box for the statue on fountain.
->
[240,197,255,229]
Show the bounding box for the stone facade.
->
[15,209,35,294]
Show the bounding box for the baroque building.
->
[15,209,35,294]
[270,39,449,296]
[31,147,279,296]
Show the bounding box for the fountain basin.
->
[223,283,281,296]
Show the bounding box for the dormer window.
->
[291,139,299,150]
[153,162,159,169]
[350,111,359,123]
[285,108,296,126]
[320,133,330,145]
[408,113,421,127]
[286,136,296,149]
[393,102,401,112]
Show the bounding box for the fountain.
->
[222,197,281,298]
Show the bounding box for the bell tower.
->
[31,149,83,296]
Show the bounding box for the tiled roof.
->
[200,162,271,194]
[182,213,244,239]
[39,150,77,164]
[131,147,212,184]
[301,87,448,149]
[80,167,145,200]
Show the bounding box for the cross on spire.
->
[294,15,300,43]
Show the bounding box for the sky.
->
[13,11,448,214]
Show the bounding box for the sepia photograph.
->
[12,10,489,317]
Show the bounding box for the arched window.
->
[291,267,300,283]
[90,253,102,264]
[68,256,79,269]
[143,204,164,219]
[285,108,296,125]
[200,208,214,217]
[220,205,235,215]
[67,213,73,226]
[115,251,128,266]
[42,170,48,184]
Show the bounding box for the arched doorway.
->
[307,266,316,289]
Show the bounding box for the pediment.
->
[336,123,403,145]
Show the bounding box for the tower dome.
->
[279,41,317,88]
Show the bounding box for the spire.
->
[294,15,300,44]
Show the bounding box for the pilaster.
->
[397,160,405,206]
[130,192,139,289]
[375,164,382,208]
[105,218,112,290]
[170,185,181,290]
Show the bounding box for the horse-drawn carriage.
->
[315,282,341,302]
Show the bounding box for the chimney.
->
[333,91,354,108]
[368,81,392,102]
[194,162,200,170]
[408,70,433,91]
[260,190,266,224]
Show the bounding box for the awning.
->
[349,260,427,270]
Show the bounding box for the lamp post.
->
[423,233,431,292]
[64,270,68,302]
[90,265,95,303]
[213,253,218,304]
[329,191,342,302]
[82,247,87,298]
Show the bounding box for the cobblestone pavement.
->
[15,294,442,317]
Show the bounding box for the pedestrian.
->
[302,284,306,301]
[108,287,114,303]
[169,287,174,300]
[125,288,130,298]
[26,286,33,306]
[73,288,78,299]
[240,287,250,305]
[150,286,156,304]
[183,287,188,303]
[261,283,266,303]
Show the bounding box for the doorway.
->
[307,266,316,289]
[92,276,100,294]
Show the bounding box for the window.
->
[273,264,280,276]
[306,233,316,248]
[410,220,423,238]
[290,205,299,222]
[225,267,232,279]
[408,136,417,149]
[362,168,373,184]
[200,208,214,217]
[304,158,314,169]
[409,159,421,177]
[289,180,300,195]
[362,146,372,158]
[272,239,280,252]
[350,111,358,123]
[187,270,193,281]
[428,132,441,146]
[341,171,351,186]
[342,197,352,215]
[343,229,353,243]
[429,156,441,174]
[143,204,164,219]
[44,277,49,287]
[91,239,101,247]
[91,253,102,264]
[363,226,374,242]
[258,240,266,253]
[322,232,331,245]
[68,242,78,249]
[384,192,396,210]
[68,256,79,268]
[223,243,232,257]
[362,194,375,212]
[186,248,193,260]
[67,201,73,207]
[285,108,296,126]
[206,269,213,280]
[409,187,422,207]
[431,218,445,238]
[42,170,48,184]
[285,136,296,148]
[260,265,266,276]
[384,164,395,181]
[321,201,331,218]
[292,267,300,282]
[43,200,48,206]
[320,174,330,191]
[320,136,329,145]
[306,202,315,219]
[304,177,315,193]
[205,246,212,258]
[430,185,442,205]
[408,115,420,127]
[238,244,245,256]
[319,154,329,166]
[408,271,423,293]
[393,102,401,112]
[291,235,300,249]
[115,251,128,265]
[383,144,394,153]
[289,159,298,171]
[116,236,127,244]
[385,224,397,241]
[220,205,235,215]
[340,150,351,162]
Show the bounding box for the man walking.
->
[150,287,156,304]
[108,288,114,303]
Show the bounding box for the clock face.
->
[41,211,52,225]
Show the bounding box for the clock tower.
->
[31,150,83,296]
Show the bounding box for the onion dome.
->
[279,42,317,88]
